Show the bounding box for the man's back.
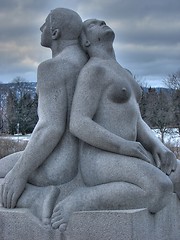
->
[32,44,88,186]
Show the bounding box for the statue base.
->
[0,194,179,240]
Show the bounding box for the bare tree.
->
[164,71,180,134]
[164,71,180,90]
[5,77,38,135]
[143,88,175,143]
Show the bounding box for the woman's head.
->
[80,19,115,51]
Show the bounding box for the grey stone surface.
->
[0,8,180,239]
[51,18,180,230]
[154,194,180,240]
[65,194,180,240]
[0,194,179,240]
[66,209,151,240]
[0,208,61,240]
[0,7,87,220]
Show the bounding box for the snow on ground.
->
[0,129,179,146]
[152,128,180,148]
[0,134,31,141]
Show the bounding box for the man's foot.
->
[42,186,60,224]
[17,184,60,224]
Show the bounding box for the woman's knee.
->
[147,174,173,213]
[157,175,173,194]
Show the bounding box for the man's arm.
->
[2,60,67,208]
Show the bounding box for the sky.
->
[0,0,180,87]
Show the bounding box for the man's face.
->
[40,14,52,48]
[84,19,114,44]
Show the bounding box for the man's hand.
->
[152,146,177,175]
[2,169,27,208]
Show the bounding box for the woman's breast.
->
[107,81,131,103]
[94,84,139,141]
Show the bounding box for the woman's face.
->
[83,19,115,44]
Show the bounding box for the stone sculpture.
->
[51,19,180,231]
[0,8,87,220]
[0,8,180,238]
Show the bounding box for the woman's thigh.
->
[80,145,171,190]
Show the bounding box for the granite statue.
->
[0,8,87,220]
[51,19,180,231]
[0,8,180,236]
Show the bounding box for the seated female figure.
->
[51,19,180,231]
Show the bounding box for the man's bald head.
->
[49,8,83,40]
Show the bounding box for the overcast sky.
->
[0,0,180,87]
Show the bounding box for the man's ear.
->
[51,29,61,40]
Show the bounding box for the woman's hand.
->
[151,146,177,175]
[120,141,152,163]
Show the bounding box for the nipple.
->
[108,85,131,103]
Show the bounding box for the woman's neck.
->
[88,44,116,60]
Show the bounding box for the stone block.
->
[154,194,180,240]
[0,194,179,240]
[0,208,61,240]
[65,194,180,240]
[66,209,152,240]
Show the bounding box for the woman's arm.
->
[137,115,177,174]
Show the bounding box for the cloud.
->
[0,0,180,86]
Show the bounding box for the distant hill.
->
[0,82,179,134]
[142,87,174,94]
[0,82,175,108]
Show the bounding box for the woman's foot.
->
[51,187,94,232]
[51,193,81,232]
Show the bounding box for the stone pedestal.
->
[66,194,180,240]
[66,209,151,240]
[0,194,179,240]
[0,208,61,240]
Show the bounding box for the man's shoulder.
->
[38,58,70,80]
[38,59,54,71]
[39,56,79,70]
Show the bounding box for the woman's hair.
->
[79,20,92,52]
[79,28,88,52]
